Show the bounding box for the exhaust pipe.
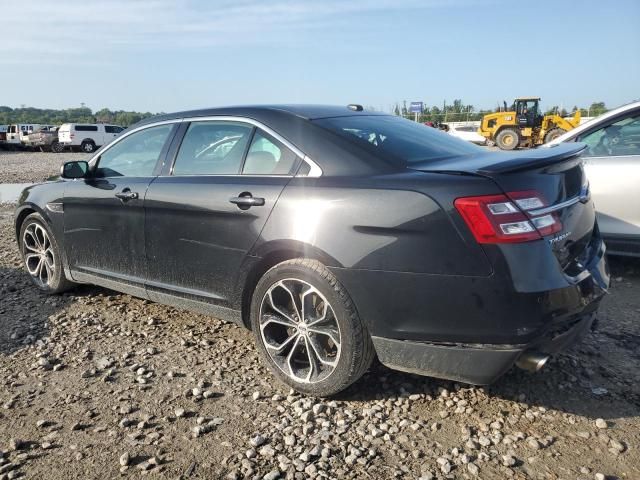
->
[515,352,549,372]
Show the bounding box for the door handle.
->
[229,192,265,210]
[115,189,139,201]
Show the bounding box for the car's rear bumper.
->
[330,231,609,384]
[371,311,596,385]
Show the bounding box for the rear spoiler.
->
[411,143,587,175]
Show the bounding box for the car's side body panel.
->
[255,173,496,276]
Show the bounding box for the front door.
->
[144,120,300,306]
[63,123,176,292]
[579,112,640,239]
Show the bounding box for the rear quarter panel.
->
[254,173,498,276]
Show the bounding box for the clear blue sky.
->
[3,0,639,113]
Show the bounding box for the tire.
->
[51,141,64,153]
[250,258,375,397]
[544,128,566,143]
[19,213,74,294]
[495,128,520,150]
[81,140,96,153]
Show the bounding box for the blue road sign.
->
[409,101,423,113]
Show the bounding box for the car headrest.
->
[244,151,277,174]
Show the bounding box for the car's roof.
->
[545,100,640,146]
[142,104,388,124]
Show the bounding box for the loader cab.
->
[514,98,542,128]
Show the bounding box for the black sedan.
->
[14,105,609,396]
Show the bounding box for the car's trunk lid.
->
[411,143,596,272]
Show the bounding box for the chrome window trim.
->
[89,116,323,178]
[529,186,590,216]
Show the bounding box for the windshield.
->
[313,115,480,165]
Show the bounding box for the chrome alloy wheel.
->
[23,223,55,288]
[259,279,341,384]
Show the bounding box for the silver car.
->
[545,101,640,256]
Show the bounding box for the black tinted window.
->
[173,121,252,175]
[243,131,298,175]
[105,125,124,133]
[96,125,173,177]
[75,125,98,132]
[314,115,480,165]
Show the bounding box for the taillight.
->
[454,191,561,244]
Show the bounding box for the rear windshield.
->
[313,115,480,165]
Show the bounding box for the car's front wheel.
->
[495,128,520,150]
[19,213,74,294]
[250,259,374,396]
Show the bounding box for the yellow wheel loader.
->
[478,97,581,150]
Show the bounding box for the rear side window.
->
[173,121,253,175]
[242,130,298,175]
[314,115,480,165]
[75,125,98,132]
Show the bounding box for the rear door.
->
[7,125,19,143]
[58,125,71,144]
[63,123,177,292]
[577,112,640,242]
[144,119,300,305]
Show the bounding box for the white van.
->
[6,124,42,145]
[58,123,125,152]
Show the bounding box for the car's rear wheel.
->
[51,141,64,153]
[20,213,73,294]
[250,259,374,396]
[544,128,566,143]
[81,140,96,153]
[495,128,520,150]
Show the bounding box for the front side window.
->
[579,114,640,157]
[105,125,124,134]
[173,121,252,175]
[242,131,298,175]
[314,115,480,165]
[96,124,173,177]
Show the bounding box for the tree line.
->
[0,106,158,127]
[392,99,611,123]
[0,101,613,127]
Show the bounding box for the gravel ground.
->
[0,150,89,184]
[1,212,639,479]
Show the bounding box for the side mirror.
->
[61,160,89,179]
